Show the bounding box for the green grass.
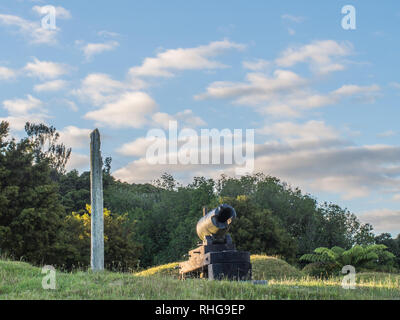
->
[133,255,304,280]
[1,258,399,300]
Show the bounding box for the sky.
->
[0,0,399,236]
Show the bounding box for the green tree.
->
[24,122,71,175]
[225,195,297,262]
[0,121,66,265]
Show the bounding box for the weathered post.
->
[90,129,104,271]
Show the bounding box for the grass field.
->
[1,256,399,300]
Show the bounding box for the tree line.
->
[0,121,399,272]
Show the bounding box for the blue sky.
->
[0,0,399,235]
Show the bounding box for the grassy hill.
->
[1,257,399,300]
[134,255,304,280]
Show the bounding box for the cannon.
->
[179,204,252,280]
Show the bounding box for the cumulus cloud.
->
[0,66,16,80]
[74,72,204,131]
[3,94,43,114]
[84,92,157,128]
[81,41,119,61]
[389,82,400,89]
[195,69,307,105]
[152,109,206,129]
[66,153,89,172]
[59,126,92,149]
[113,158,231,184]
[24,58,68,79]
[196,69,380,117]
[257,120,339,143]
[254,144,400,200]
[275,40,353,74]
[58,125,91,172]
[129,39,245,77]
[242,59,270,71]
[360,209,400,235]
[195,40,378,118]
[1,95,48,130]
[34,79,68,92]
[0,13,58,45]
[72,73,145,106]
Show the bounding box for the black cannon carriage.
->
[179,204,252,280]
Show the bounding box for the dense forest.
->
[0,121,399,272]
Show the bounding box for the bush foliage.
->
[300,245,396,276]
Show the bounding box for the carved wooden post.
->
[90,129,104,271]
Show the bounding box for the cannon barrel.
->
[196,204,236,242]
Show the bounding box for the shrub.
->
[300,245,396,277]
[60,205,142,271]
[302,262,338,278]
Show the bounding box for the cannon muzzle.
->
[196,204,236,242]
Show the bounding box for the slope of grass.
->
[133,255,304,280]
[1,258,399,300]
[251,255,304,280]
[134,262,181,277]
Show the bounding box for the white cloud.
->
[0,66,16,80]
[1,95,48,130]
[3,94,43,114]
[84,92,157,128]
[242,59,270,71]
[257,120,339,143]
[64,100,78,112]
[196,40,379,119]
[34,79,68,92]
[275,40,353,74]
[0,13,58,45]
[59,126,91,149]
[66,153,89,172]
[333,84,380,97]
[196,68,380,118]
[390,82,400,89]
[195,69,307,105]
[129,39,245,77]
[281,14,305,23]
[117,136,166,157]
[81,41,119,60]
[24,58,68,79]
[378,130,396,138]
[151,112,175,129]
[72,73,145,106]
[152,109,206,129]
[97,30,120,38]
[113,157,235,185]
[360,209,400,235]
[254,144,400,200]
